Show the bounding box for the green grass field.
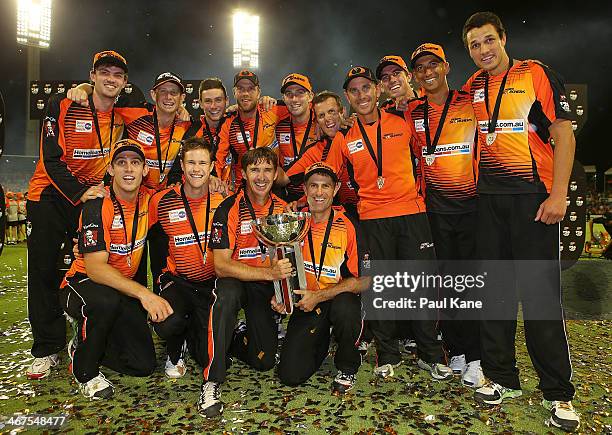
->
[0,244,610,434]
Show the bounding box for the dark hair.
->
[312,90,343,112]
[198,77,227,99]
[180,136,215,162]
[241,147,278,171]
[462,11,506,48]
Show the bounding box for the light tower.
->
[232,11,260,70]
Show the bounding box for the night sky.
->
[1,0,610,171]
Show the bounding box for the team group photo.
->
[0,1,610,433]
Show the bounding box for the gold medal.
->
[377,176,385,189]
[425,154,436,166]
[486,132,497,146]
[127,255,132,268]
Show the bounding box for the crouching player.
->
[276,162,366,394]
[59,139,173,399]
[148,137,225,377]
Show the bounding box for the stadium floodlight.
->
[233,10,259,69]
[16,0,52,49]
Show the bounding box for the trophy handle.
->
[290,241,307,290]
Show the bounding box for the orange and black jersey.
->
[286,137,358,206]
[28,94,125,204]
[463,60,574,194]
[149,185,225,283]
[406,91,478,214]
[216,103,290,186]
[192,114,228,148]
[117,104,195,190]
[61,186,152,287]
[301,206,365,291]
[210,190,286,267]
[326,109,425,220]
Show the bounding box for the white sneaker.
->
[461,360,485,388]
[400,338,417,352]
[26,354,59,380]
[165,356,187,379]
[417,359,453,380]
[449,354,467,375]
[374,361,401,379]
[198,381,223,418]
[542,400,580,432]
[79,372,114,399]
[474,379,522,405]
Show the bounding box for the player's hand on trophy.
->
[269,258,293,281]
[285,201,299,212]
[294,289,320,312]
[209,176,229,196]
[270,295,287,314]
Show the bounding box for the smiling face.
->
[234,79,261,113]
[344,77,380,120]
[314,97,343,138]
[283,84,313,120]
[180,148,213,191]
[242,159,277,202]
[466,23,508,75]
[413,54,449,95]
[305,172,340,215]
[90,65,127,100]
[108,151,148,196]
[379,64,412,99]
[151,82,185,117]
[200,87,228,123]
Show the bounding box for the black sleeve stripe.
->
[534,62,575,122]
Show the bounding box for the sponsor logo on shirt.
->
[304,261,338,279]
[473,88,485,103]
[238,246,262,259]
[112,215,124,229]
[449,117,473,124]
[478,119,525,134]
[168,208,187,223]
[279,133,291,144]
[236,131,252,144]
[414,119,425,132]
[347,139,364,154]
[72,148,110,159]
[83,229,98,247]
[283,156,294,166]
[75,120,93,133]
[173,232,208,247]
[137,130,155,145]
[109,237,146,255]
[145,158,174,169]
[422,142,472,158]
[241,221,252,234]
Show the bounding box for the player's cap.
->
[110,139,145,162]
[410,43,447,68]
[152,72,185,92]
[375,55,409,79]
[343,66,377,90]
[304,162,338,183]
[234,70,260,87]
[280,73,313,94]
[92,50,128,73]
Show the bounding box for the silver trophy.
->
[251,212,311,314]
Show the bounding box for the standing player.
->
[60,139,172,399]
[274,73,318,201]
[375,55,416,109]
[276,91,358,216]
[276,162,364,394]
[26,50,127,379]
[193,78,230,148]
[408,43,483,387]
[326,66,451,380]
[198,147,290,417]
[5,192,18,245]
[215,70,289,190]
[148,137,225,378]
[463,11,579,432]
